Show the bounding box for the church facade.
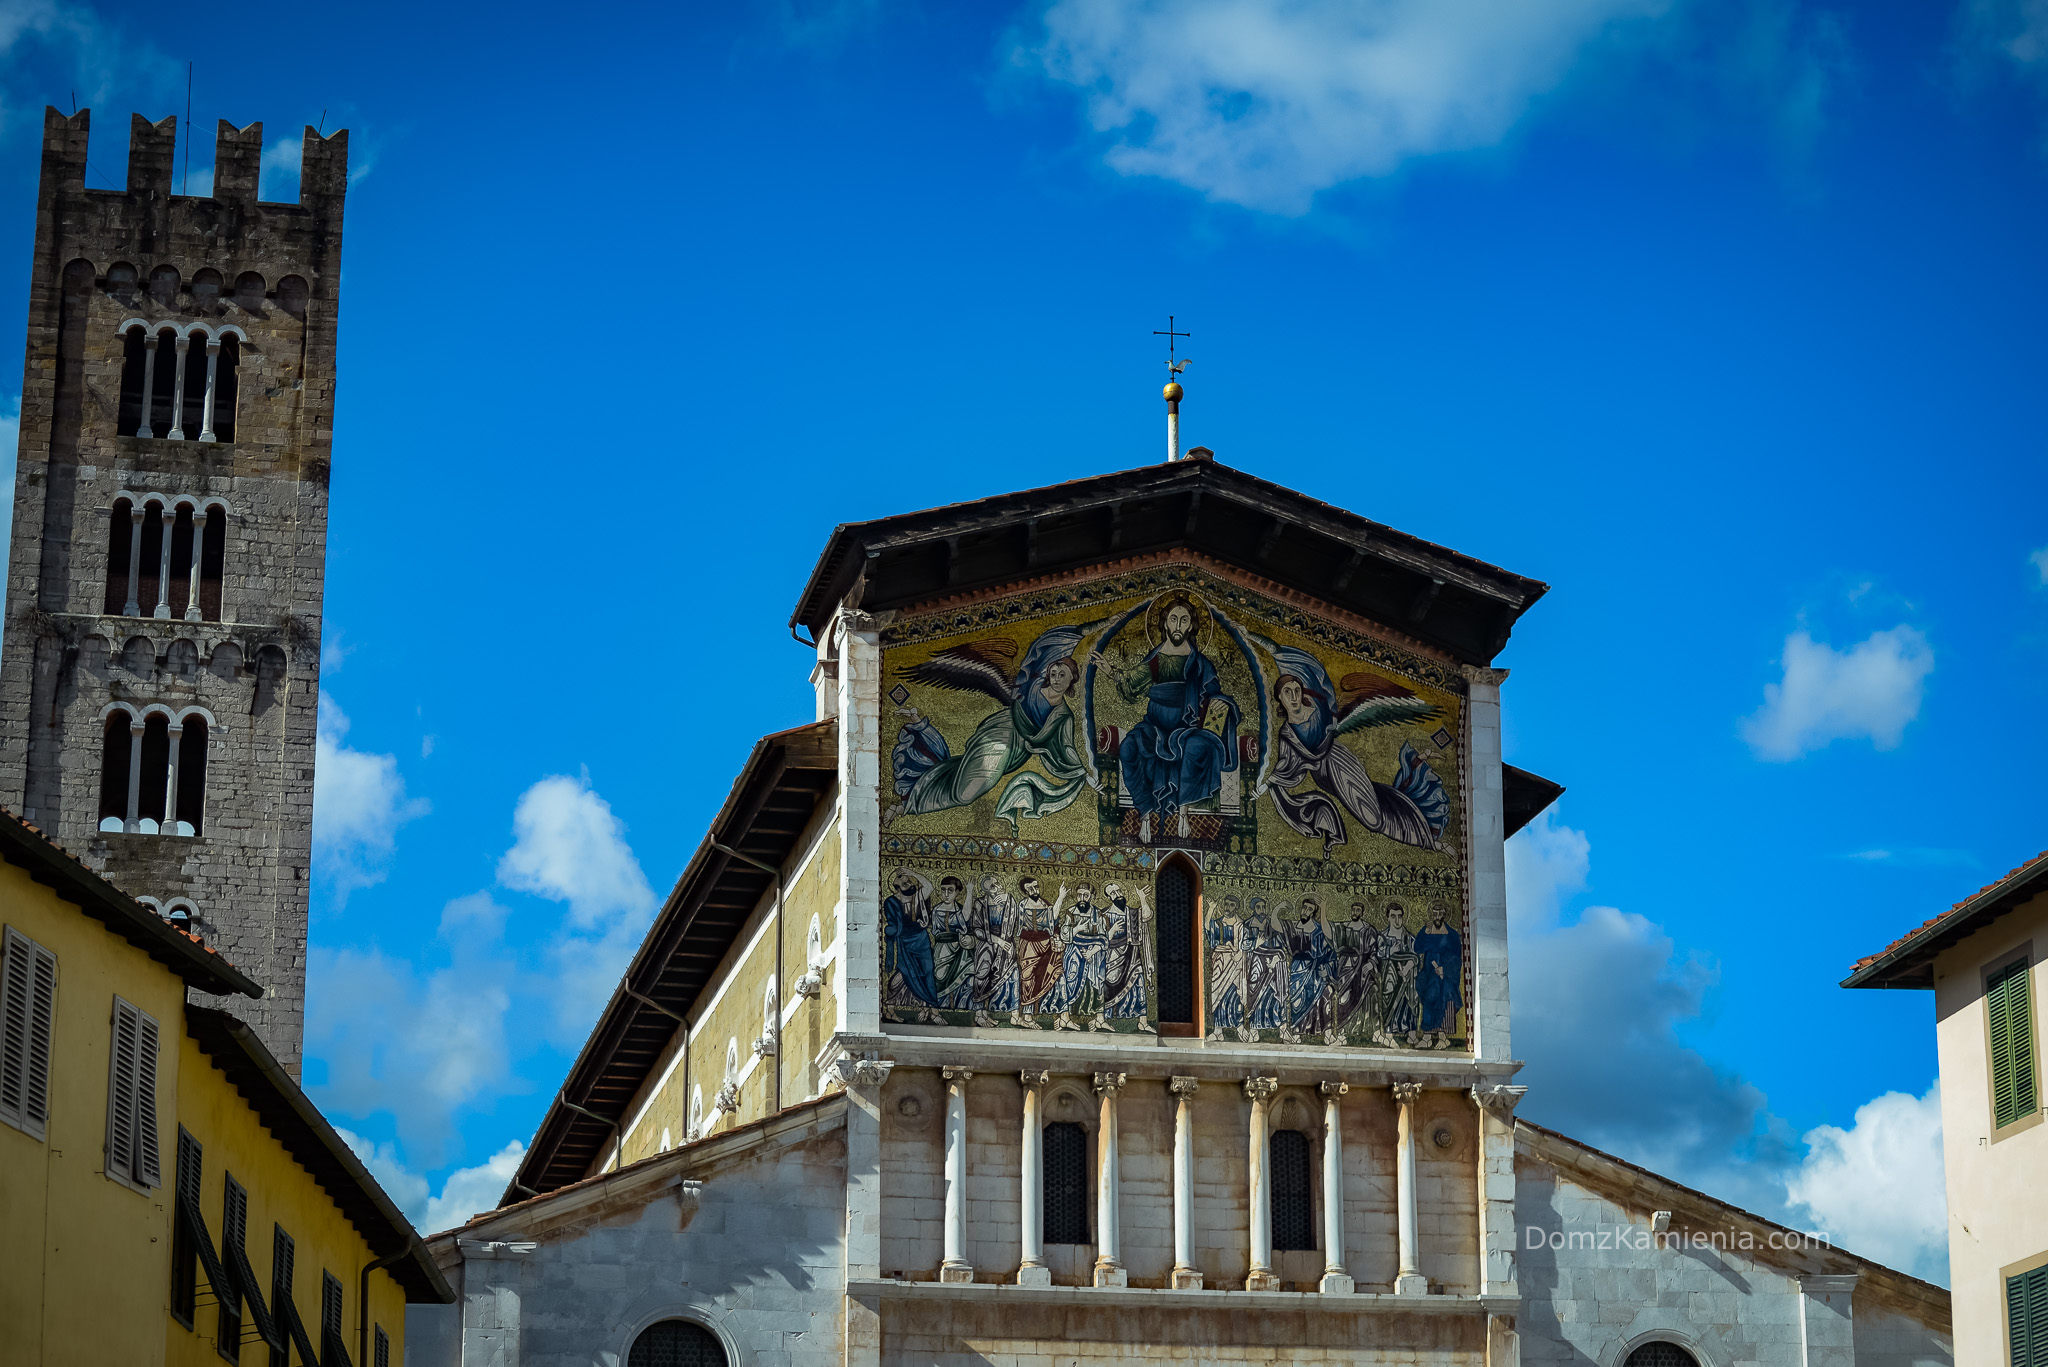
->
[416,455,1953,1367]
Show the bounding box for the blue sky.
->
[3,0,2045,1277]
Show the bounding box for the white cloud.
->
[1740,626,1933,761]
[313,691,430,898]
[1786,1082,1948,1282]
[1029,0,1671,213]
[259,133,303,200]
[2031,546,2048,584]
[336,1127,527,1235]
[306,892,516,1162]
[499,773,659,1032]
[1968,0,2048,71]
[1505,805,1592,930]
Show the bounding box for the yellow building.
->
[0,807,451,1367]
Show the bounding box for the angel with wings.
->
[1256,640,1452,858]
[884,623,1101,831]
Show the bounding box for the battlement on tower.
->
[40,107,348,216]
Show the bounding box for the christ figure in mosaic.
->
[1113,593,1242,843]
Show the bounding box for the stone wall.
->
[0,109,344,1069]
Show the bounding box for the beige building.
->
[411,446,1954,1367]
[1846,852,2048,1364]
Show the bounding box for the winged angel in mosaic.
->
[884,621,1105,832]
[1253,639,1451,858]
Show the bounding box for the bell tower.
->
[0,108,346,1073]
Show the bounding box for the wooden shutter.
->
[133,1009,161,1186]
[373,1326,389,1367]
[1,925,57,1140]
[1990,958,2039,1130]
[2011,1264,2048,1367]
[105,996,163,1187]
[272,1227,297,1367]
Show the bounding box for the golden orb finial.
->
[1163,381,1184,402]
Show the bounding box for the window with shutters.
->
[1988,954,2039,1131]
[104,995,163,1191]
[1,926,57,1141]
[272,1227,296,1367]
[628,1319,728,1367]
[1270,1128,1315,1251]
[1043,1120,1090,1245]
[221,1174,249,1360]
[1155,857,1199,1033]
[172,1128,204,1326]
[2011,1265,2048,1366]
[373,1326,390,1367]
[322,1270,352,1367]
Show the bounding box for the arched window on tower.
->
[116,323,241,441]
[97,707,208,836]
[1155,857,1199,1034]
[1270,1127,1315,1251]
[627,1320,726,1367]
[105,498,227,621]
[1043,1120,1091,1245]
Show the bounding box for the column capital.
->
[1318,1080,1349,1099]
[1168,1075,1201,1099]
[828,1049,894,1092]
[1390,1079,1424,1105]
[1459,664,1511,686]
[1092,1071,1127,1097]
[1018,1069,1050,1090]
[1470,1083,1526,1116]
[1243,1076,1279,1103]
[159,505,177,520]
[942,1066,974,1085]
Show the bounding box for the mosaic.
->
[877,564,1470,1051]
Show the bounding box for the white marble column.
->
[1169,1076,1202,1289]
[184,508,207,622]
[1092,1072,1127,1287]
[124,507,145,616]
[940,1066,974,1283]
[167,336,189,440]
[834,612,883,1036]
[163,722,183,836]
[1393,1080,1428,1296]
[1464,665,1512,1063]
[153,506,176,618]
[832,1047,892,1367]
[136,334,159,438]
[1017,1071,1050,1286]
[198,339,221,441]
[1245,1076,1279,1291]
[1319,1081,1352,1294]
[124,718,145,832]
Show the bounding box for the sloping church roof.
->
[790,455,1548,668]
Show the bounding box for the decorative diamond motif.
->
[1432,726,1454,750]
[888,684,910,706]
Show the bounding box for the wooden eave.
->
[790,458,1547,667]
[505,721,838,1202]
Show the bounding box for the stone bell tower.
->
[0,108,347,1073]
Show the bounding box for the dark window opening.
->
[214,335,239,442]
[104,499,134,614]
[1271,1128,1315,1251]
[169,506,195,617]
[1623,1345,1699,1367]
[137,501,165,611]
[99,716,133,829]
[1043,1120,1090,1245]
[118,329,147,435]
[180,341,208,439]
[177,720,208,836]
[200,508,227,621]
[138,714,171,826]
[628,1320,727,1367]
[1156,858,1198,1029]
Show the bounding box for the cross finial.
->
[1154,315,1191,377]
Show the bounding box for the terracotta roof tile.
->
[1848,848,2048,976]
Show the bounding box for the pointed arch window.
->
[1155,856,1199,1033]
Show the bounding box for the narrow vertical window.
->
[1042,1120,1090,1245]
[118,326,148,435]
[138,713,172,832]
[105,498,135,614]
[2010,1265,2048,1366]
[271,1227,297,1367]
[100,713,135,832]
[1155,858,1198,1031]
[220,1175,248,1359]
[1989,956,2039,1130]
[177,718,209,836]
[214,335,240,442]
[0,926,58,1140]
[200,507,227,622]
[104,995,162,1187]
[168,506,195,617]
[1270,1128,1315,1251]
[321,1270,352,1367]
[138,500,166,615]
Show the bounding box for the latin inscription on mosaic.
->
[876,564,1471,1052]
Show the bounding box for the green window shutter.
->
[2011,1265,2048,1366]
[1990,960,2040,1129]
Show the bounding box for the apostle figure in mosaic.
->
[1324,900,1381,1045]
[882,868,945,1024]
[928,876,974,1011]
[968,874,1019,1027]
[1253,640,1450,858]
[1098,882,1153,1031]
[1012,876,1066,1026]
[1413,903,1464,1047]
[1048,882,1107,1031]
[1245,898,1290,1035]
[1281,896,1336,1044]
[885,623,1100,832]
[1206,895,1248,1041]
[1372,903,1422,1045]
[1113,592,1242,843]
